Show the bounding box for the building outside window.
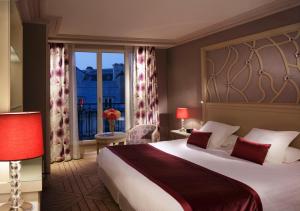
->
[76,52,125,140]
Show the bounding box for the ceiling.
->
[32,0,300,46]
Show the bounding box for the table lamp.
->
[0,112,44,211]
[176,108,189,131]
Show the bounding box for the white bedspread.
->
[97,139,300,211]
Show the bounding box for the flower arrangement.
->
[103,108,121,134]
[103,108,121,120]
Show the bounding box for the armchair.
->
[126,124,160,145]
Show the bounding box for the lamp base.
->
[0,201,32,211]
[1,161,33,211]
[179,118,186,132]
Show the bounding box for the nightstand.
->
[170,130,190,139]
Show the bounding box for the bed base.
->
[98,167,135,211]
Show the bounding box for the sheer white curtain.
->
[125,46,134,130]
[68,44,80,160]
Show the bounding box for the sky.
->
[75,52,124,69]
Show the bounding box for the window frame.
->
[74,46,130,137]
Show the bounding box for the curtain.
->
[69,46,81,160]
[133,47,159,126]
[49,43,71,162]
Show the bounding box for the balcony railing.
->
[77,103,125,140]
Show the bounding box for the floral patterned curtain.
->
[133,47,159,126]
[50,43,71,162]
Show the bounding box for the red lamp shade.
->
[0,112,44,161]
[176,108,189,119]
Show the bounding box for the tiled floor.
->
[41,154,120,211]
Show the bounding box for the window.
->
[75,51,126,140]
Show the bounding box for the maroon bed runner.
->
[107,144,262,211]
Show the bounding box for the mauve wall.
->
[166,6,300,135]
[23,23,50,173]
[156,49,169,140]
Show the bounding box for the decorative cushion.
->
[231,137,271,165]
[187,131,212,149]
[244,128,299,164]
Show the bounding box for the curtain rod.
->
[48,38,175,49]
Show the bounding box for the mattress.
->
[97,139,300,211]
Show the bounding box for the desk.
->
[95,132,127,154]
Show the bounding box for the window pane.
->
[102,52,125,132]
[75,52,98,140]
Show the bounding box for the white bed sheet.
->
[97,139,300,211]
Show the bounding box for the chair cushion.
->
[127,139,151,145]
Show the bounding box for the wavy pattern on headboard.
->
[204,25,300,104]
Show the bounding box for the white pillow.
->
[284,147,300,163]
[221,135,238,147]
[244,128,299,164]
[199,121,240,148]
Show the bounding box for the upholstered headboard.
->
[203,103,300,148]
[201,23,300,149]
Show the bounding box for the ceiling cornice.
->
[175,0,300,46]
[17,0,300,49]
[16,0,41,22]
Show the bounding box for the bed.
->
[97,24,300,210]
[97,139,300,211]
[97,103,300,211]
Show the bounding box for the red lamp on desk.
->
[176,108,189,132]
[0,112,44,211]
